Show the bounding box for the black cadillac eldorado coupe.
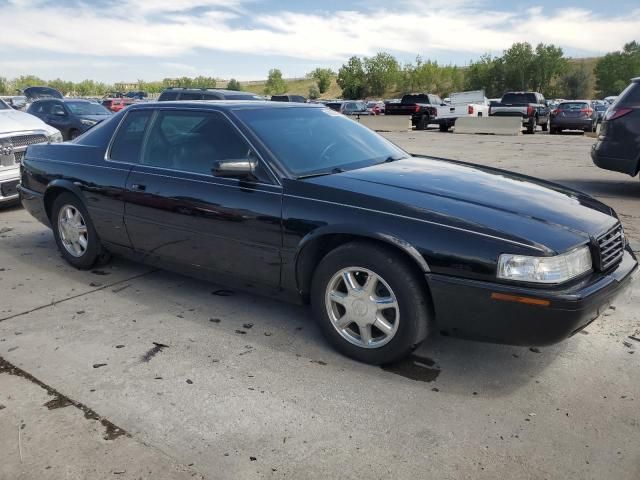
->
[19,101,637,364]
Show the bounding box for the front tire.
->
[311,242,431,365]
[51,192,105,269]
[541,121,548,132]
[526,117,536,134]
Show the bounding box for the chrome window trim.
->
[283,194,546,252]
[104,106,281,186]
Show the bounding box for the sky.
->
[0,0,639,83]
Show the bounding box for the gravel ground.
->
[0,130,638,480]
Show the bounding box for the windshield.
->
[66,101,111,115]
[501,93,537,104]
[235,107,408,176]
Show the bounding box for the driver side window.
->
[142,110,271,182]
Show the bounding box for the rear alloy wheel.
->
[52,192,106,269]
[311,242,430,364]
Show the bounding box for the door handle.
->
[131,183,146,191]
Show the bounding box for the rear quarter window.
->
[618,82,640,107]
[501,93,537,104]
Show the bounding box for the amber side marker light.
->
[491,292,551,307]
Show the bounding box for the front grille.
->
[0,133,47,169]
[11,134,47,148]
[597,224,624,271]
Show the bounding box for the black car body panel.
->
[19,101,637,346]
[591,78,640,176]
[158,88,262,101]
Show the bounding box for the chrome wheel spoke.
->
[58,205,89,258]
[362,274,377,295]
[375,296,397,311]
[342,271,359,292]
[373,313,394,336]
[329,290,347,305]
[78,235,88,249]
[359,324,372,346]
[336,314,353,329]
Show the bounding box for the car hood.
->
[295,156,618,254]
[79,114,110,123]
[0,109,58,135]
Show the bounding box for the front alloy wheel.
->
[326,267,400,348]
[311,242,431,364]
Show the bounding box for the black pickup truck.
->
[489,92,550,134]
[385,94,441,130]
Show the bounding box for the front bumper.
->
[426,248,637,346]
[0,168,20,205]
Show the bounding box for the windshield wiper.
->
[383,154,408,163]
[297,167,345,179]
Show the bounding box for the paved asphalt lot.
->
[1,130,639,480]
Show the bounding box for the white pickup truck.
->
[436,90,490,132]
[385,90,490,131]
[0,99,62,206]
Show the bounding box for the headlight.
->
[497,246,592,284]
[48,131,63,143]
[80,119,97,126]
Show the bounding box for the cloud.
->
[0,0,638,68]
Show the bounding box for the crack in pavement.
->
[0,355,129,441]
[0,269,158,323]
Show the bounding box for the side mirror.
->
[212,158,257,179]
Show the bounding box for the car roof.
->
[162,88,256,94]
[128,100,324,111]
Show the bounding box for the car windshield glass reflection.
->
[66,102,111,116]
[235,107,407,176]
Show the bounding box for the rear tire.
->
[51,192,106,270]
[526,117,536,134]
[439,123,449,132]
[541,122,548,132]
[415,115,428,130]
[311,242,431,365]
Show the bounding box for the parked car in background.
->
[325,101,343,112]
[0,96,26,111]
[158,88,262,101]
[18,101,637,364]
[23,86,63,102]
[490,92,550,134]
[366,101,385,115]
[340,101,371,116]
[271,94,307,103]
[549,101,598,134]
[102,97,134,113]
[592,77,640,177]
[594,103,608,123]
[385,93,442,130]
[28,99,112,140]
[0,98,61,205]
[434,90,490,132]
[125,91,148,100]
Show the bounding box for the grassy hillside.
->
[237,77,343,99]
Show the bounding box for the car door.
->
[47,101,72,134]
[122,108,282,287]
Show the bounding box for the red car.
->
[101,98,134,113]
[366,101,385,115]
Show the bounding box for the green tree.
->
[337,56,366,99]
[0,77,9,95]
[531,44,567,96]
[363,52,400,97]
[264,69,286,95]
[308,84,320,99]
[226,78,242,91]
[465,54,506,98]
[503,42,535,90]
[559,63,593,99]
[308,67,334,94]
[595,41,640,97]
